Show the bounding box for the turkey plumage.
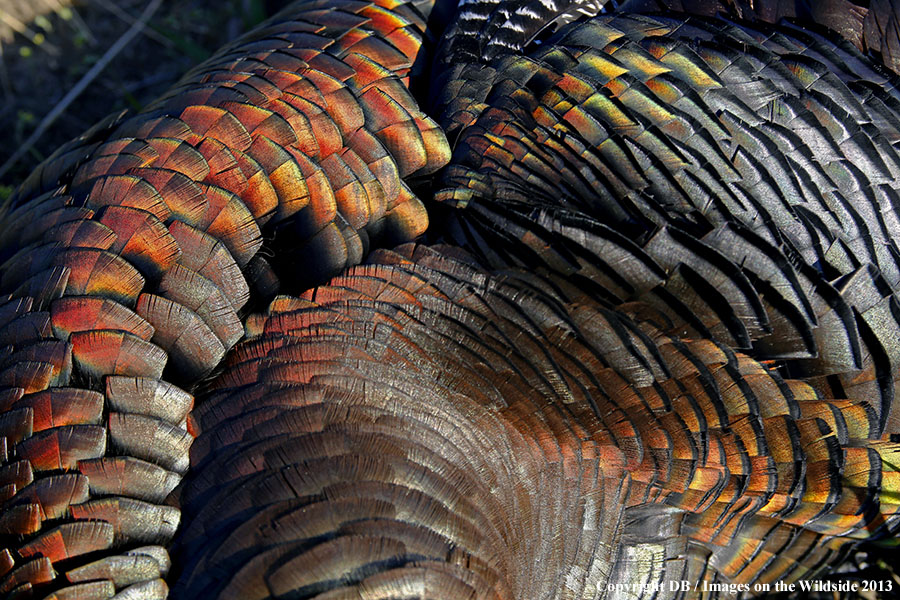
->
[0,0,899,598]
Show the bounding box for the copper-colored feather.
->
[4,0,900,598]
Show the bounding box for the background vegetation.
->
[0,0,291,200]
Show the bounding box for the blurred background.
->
[0,0,291,200]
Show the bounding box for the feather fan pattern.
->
[1,0,900,598]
